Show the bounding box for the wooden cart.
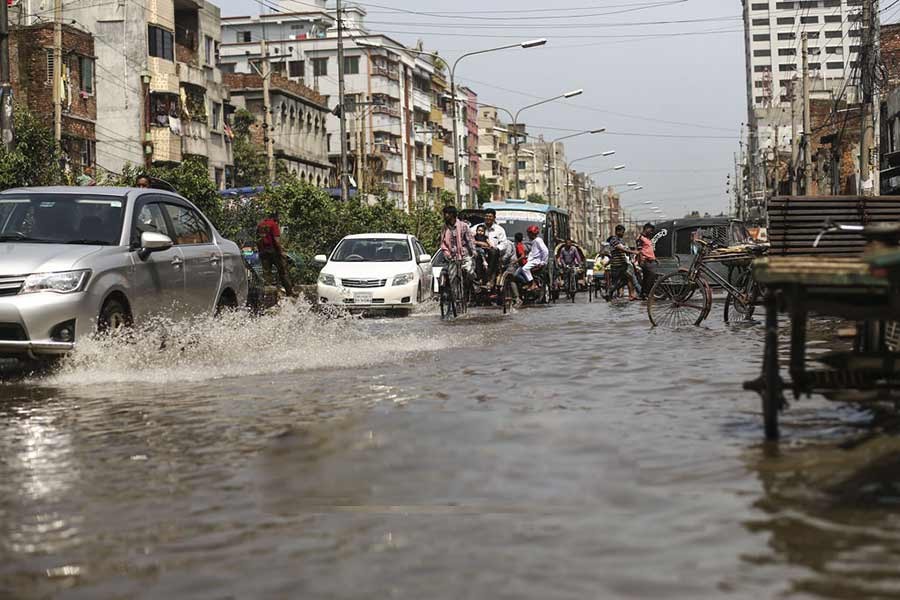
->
[744,225,900,440]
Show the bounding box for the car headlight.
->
[392,272,415,286]
[20,270,90,294]
[318,272,336,286]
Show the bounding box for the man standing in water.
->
[606,224,638,301]
[257,211,295,297]
[636,222,658,300]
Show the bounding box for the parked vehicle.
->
[315,233,432,312]
[0,186,249,359]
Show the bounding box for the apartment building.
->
[461,86,479,206]
[9,22,96,176]
[225,73,331,184]
[24,0,234,186]
[743,0,863,186]
[477,106,511,200]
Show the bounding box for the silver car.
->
[0,186,248,359]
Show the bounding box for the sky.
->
[217,0,748,218]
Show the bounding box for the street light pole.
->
[511,88,583,199]
[449,38,547,206]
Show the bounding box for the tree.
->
[439,189,455,206]
[231,108,267,187]
[0,107,63,189]
[526,193,545,203]
[476,176,496,206]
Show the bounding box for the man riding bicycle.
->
[440,205,475,276]
[516,224,549,293]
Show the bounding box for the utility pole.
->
[335,0,349,202]
[859,0,876,196]
[0,0,14,150]
[260,39,275,182]
[802,32,812,195]
[790,81,799,195]
[52,0,62,143]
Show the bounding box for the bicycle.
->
[439,258,468,320]
[560,264,579,303]
[647,239,768,327]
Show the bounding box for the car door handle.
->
[171,257,184,267]
[209,254,221,264]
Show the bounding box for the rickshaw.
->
[553,242,588,303]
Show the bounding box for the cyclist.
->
[440,205,475,276]
[517,224,549,292]
[557,238,581,292]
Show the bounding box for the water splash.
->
[43,301,457,386]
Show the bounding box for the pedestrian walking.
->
[636,223,659,300]
[606,225,639,301]
[256,211,295,297]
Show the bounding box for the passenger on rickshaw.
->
[483,209,507,285]
[517,225,549,292]
[514,232,527,268]
[473,224,491,285]
[557,239,582,268]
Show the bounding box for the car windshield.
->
[0,194,126,245]
[331,238,412,262]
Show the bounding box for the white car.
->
[315,233,433,311]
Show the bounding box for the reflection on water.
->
[0,298,897,598]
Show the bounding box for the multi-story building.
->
[742,0,862,193]
[477,106,511,200]
[225,73,331,184]
[461,86,479,206]
[26,0,234,187]
[221,4,480,209]
[9,22,96,176]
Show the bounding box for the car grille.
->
[341,278,387,288]
[0,275,25,297]
[0,323,27,341]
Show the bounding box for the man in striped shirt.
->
[606,225,639,301]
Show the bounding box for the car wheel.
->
[98,297,132,333]
[215,291,239,316]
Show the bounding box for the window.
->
[135,203,172,240]
[809,62,821,69]
[826,46,843,55]
[800,15,818,24]
[850,45,861,53]
[754,80,765,88]
[751,3,768,9]
[163,204,210,245]
[343,56,359,74]
[211,102,221,129]
[825,30,842,38]
[754,65,771,72]
[312,57,328,76]
[752,18,769,25]
[238,31,251,43]
[288,60,304,77]
[80,56,94,94]
[824,14,842,22]
[45,49,54,83]
[826,61,843,69]
[80,139,95,170]
[809,47,821,55]
[849,29,861,37]
[778,48,796,55]
[753,33,770,41]
[777,17,794,24]
[823,0,840,6]
[779,63,797,71]
[204,35,213,66]
[148,25,174,61]
[755,96,766,103]
[778,32,796,40]
[807,31,820,39]
[754,49,771,57]
[775,1,795,8]
[517,160,526,169]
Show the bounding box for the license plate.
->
[353,292,373,304]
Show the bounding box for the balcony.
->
[372,104,400,118]
[429,106,443,124]
[383,181,403,193]
[149,57,179,94]
[151,127,182,163]
[415,159,425,177]
[181,120,208,156]
[177,61,206,89]
[384,155,403,174]
[370,76,400,98]
[377,142,401,155]
[413,89,431,111]
[372,64,400,81]
[443,143,454,163]
[432,138,444,155]
[433,172,445,188]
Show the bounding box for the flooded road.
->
[2,299,899,599]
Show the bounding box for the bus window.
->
[675,228,696,255]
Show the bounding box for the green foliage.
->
[0,108,64,189]
[439,189,455,207]
[231,108,267,187]
[526,193,545,204]
[476,176,496,206]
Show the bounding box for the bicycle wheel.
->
[724,269,757,323]
[439,275,454,320]
[647,271,711,327]
[452,275,465,316]
[500,274,513,314]
[568,271,577,303]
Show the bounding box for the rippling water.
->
[1,298,898,599]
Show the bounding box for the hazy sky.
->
[217,0,747,217]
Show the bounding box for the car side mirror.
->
[313,254,328,264]
[418,253,431,264]
[137,231,173,260]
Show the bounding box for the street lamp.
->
[359,37,548,206]
[588,164,625,177]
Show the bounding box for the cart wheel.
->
[647,271,711,327]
